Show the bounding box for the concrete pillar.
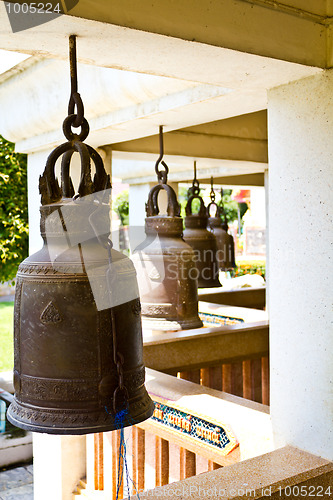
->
[27,149,51,255]
[268,71,333,460]
[129,183,151,227]
[33,434,86,500]
[264,169,269,313]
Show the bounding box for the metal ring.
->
[63,114,89,141]
[113,386,129,413]
[68,92,84,128]
[156,160,169,184]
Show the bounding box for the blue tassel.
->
[105,406,141,500]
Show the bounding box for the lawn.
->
[0,302,14,372]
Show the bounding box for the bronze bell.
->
[7,36,154,435]
[207,178,231,271]
[132,127,203,331]
[207,203,229,271]
[183,168,221,288]
[219,189,236,270]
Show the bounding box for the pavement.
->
[0,464,33,499]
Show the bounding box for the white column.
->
[268,70,333,460]
[264,169,269,313]
[129,183,152,227]
[27,149,51,255]
[33,434,86,500]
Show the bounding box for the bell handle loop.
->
[40,142,73,205]
[86,145,111,192]
[61,150,75,198]
[147,183,180,217]
[73,141,94,198]
[207,201,220,218]
[185,193,206,217]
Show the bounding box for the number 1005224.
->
[278,485,331,497]
[5,3,62,14]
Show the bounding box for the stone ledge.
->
[130,446,332,499]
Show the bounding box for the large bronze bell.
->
[132,128,203,331]
[183,169,221,288]
[7,36,154,435]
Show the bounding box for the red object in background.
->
[232,190,251,203]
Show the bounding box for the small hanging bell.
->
[219,188,236,270]
[183,165,221,288]
[7,36,154,435]
[132,127,203,331]
[207,178,229,271]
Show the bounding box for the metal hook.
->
[210,176,215,202]
[155,126,169,184]
[190,161,200,195]
[68,35,84,128]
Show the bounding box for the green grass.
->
[0,302,14,372]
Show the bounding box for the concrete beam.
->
[112,111,268,164]
[0,3,321,90]
[3,0,332,68]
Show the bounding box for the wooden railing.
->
[75,365,273,499]
[74,318,270,498]
[198,286,266,310]
[143,319,269,404]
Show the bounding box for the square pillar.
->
[268,70,333,460]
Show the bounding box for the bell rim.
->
[7,395,155,435]
[141,315,203,331]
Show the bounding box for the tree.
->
[113,189,129,226]
[0,135,28,283]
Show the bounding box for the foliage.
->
[0,136,28,284]
[178,186,247,225]
[113,189,129,226]
[0,302,14,371]
[219,190,240,224]
[234,259,266,279]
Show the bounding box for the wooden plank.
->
[200,368,210,387]
[208,460,222,471]
[143,322,269,373]
[222,363,232,393]
[94,433,104,491]
[180,448,196,480]
[242,359,253,400]
[132,427,145,494]
[261,356,270,405]
[155,437,169,486]
[232,363,243,397]
[179,370,200,384]
[253,357,262,403]
[201,366,222,390]
[112,430,123,500]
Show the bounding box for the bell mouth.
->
[7,389,155,435]
[145,215,183,236]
